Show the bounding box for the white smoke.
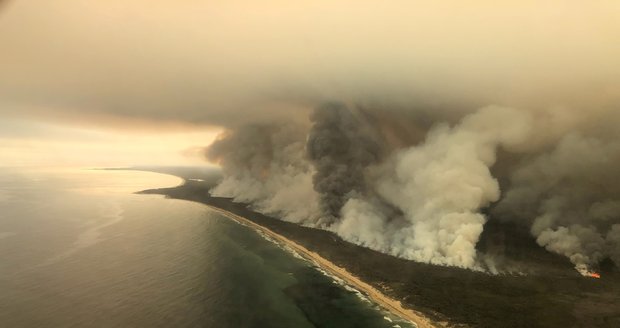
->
[207,104,620,274]
[499,133,620,273]
[2,0,620,274]
[335,106,532,268]
[335,198,393,253]
[208,124,322,224]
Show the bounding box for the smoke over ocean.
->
[207,104,620,274]
[2,1,619,275]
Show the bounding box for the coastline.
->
[205,205,437,328]
[137,170,620,328]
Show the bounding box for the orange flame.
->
[576,265,601,278]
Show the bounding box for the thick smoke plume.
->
[497,134,620,274]
[1,1,619,274]
[306,102,383,225]
[207,103,620,274]
[207,124,321,224]
[336,107,532,268]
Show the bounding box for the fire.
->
[576,265,601,278]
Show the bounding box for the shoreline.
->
[205,205,437,328]
[137,170,620,327]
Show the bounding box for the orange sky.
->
[0,117,221,167]
[1,1,619,167]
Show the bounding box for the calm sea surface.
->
[0,168,413,328]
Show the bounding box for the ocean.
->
[0,168,414,328]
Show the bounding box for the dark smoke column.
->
[306,102,382,226]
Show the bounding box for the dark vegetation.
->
[137,167,620,328]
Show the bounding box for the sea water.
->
[0,168,414,328]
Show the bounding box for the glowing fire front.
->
[576,265,601,279]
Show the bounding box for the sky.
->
[1,0,619,167]
[0,116,219,167]
[2,0,620,270]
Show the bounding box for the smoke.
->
[497,134,620,273]
[335,106,532,268]
[208,105,541,270]
[201,96,620,274]
[3,1,620,130]
[5,1,618,273]
[206,124,321,224]
[206,100,620,274]
[306,102,384,225]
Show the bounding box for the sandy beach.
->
[140,174,620,327]
[205,205,437,328]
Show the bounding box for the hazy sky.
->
[1,0,619,166]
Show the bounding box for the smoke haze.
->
[2,1,620,272]
[207,104,620,272]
